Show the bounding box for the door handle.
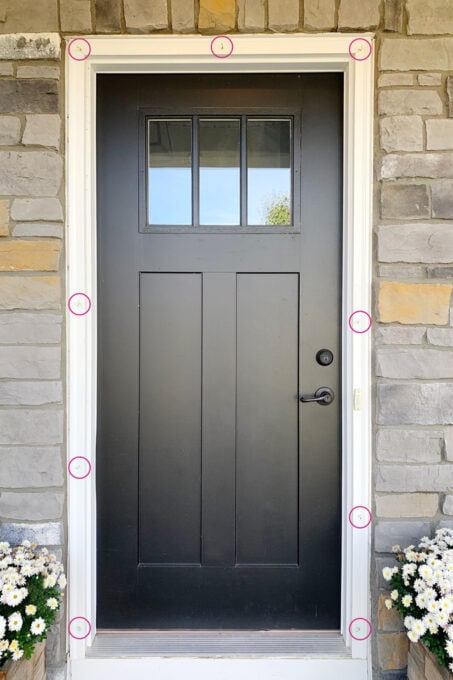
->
[300,387,334,405]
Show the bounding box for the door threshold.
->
[87,630,351,658]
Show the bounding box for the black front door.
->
[96,73,343,629]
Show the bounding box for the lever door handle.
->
[300,387,334,405]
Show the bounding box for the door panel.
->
[96,73,343,630]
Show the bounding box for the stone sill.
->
[408,640,452,680]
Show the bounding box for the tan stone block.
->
[124,0,168,32]
[407,0,453,35]
[199,0,235,32]
[0,1,58,32]
[378,282,453,325]
[0,199,9,237]
[172,0,196,32]
[378,632,409,670]
[60,0,92,32]
[338,0,380,29]
[304,0,336,30]
[0,241,60,272]
[426,120,453,150]
[268,0,299,31]
[381,38,453,71]
[0,277,60,310]
[376,493,439,518]
[377,594,404,631]
[238,0,265,32]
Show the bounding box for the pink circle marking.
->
[348,310,372,334]
[68,292,92,317]
[68,616,92,640]
[210,35,234,59]
[348,505,372,529]
[68,456,92,480]
[68,37,92,62]
[348,38,372,62]
[349,617,372,641]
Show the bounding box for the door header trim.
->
[66,32,373,677]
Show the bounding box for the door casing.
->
[66,32,374,677]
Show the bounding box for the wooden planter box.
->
[408,640,452,680]
[0,642,45,680]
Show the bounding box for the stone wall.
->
[0,1,453,679]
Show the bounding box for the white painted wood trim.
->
[66,32,374,677]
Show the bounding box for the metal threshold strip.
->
[87,630,351,658]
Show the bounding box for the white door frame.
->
[66,32,374,679]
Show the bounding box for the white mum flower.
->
[419,565,433,579]
[43,574,57,589]
[412,619,427,636]
[450,662,453,673]
[8,613,22,632]
[0,641,8,652]
[383,567,393,582]
[402,595,413,607]
[390,590,399,601]
[4,588,27,607]
[408,629,419,643]
[9,640,18,652]
[404,616,415,629]
[385,599,392,610]
[447,625,453,641]
[12,649,23,661]
[25,605,37,616]
[30,618,46,635]
[46,598,58,611]
[58,574,66,589]
[416,593,428,609]
[427,599,439,613]
[447,640,453,658]
[0,617,5,640]
[435,610,449,627]
[413,579,425,593]
[439,597,453,613]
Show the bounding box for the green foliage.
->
[264,194,291,225]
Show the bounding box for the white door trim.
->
[66,32,373,678]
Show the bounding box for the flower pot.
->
[408,640,451,680]
[0,642,45,680]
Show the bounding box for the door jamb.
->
[66,32,373,671]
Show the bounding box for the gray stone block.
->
[380,38,453,71]
[378,74,416,87]
[381,184,429,219]
[0,492,64,521]
[268,0,299,30]
[377,348,453,379]
[0,34,60,60]
[124,0,168,31]
[378,264,425,279]
[377,224,453,263]
[0,447,63,487]
[238,0,266,32]
[172,0,196,31]
[11,198,63,221]
[46,622,62,666]
[378,383,453,425]
[0,381,62,406]
[0,64,13,77]
[375,521,431,552]
[0,313,61,344]
[13,223,63,238]
[60,0,92,32]
[377,429,442,463]
[0,116,21,145]
[378,90,442,116]
[304,0,336,30]
[0,346,60,379]
[96,0,122,32]
[419,73,442,86]
[46,665,67,680]
[0,409,63,445]
[377,464,453,492]
[432,182,453,218]
[375,327,426,345]
[407,0,453,34]
[0,521,63,545]
[22,115,60,149]
[427,328,453,346]
[0,151,62,196]
[17,66,60,80]
[338,0,380,28]
[427,266,453,279]
[380,116,423,152]
[0,80,58,114]
[379,153,453,179]
[443,495,453,515]
[384,0,403,33]
[0,277,60,311]
[448,76,453,118]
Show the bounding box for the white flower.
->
[43,574,57,589]
[4,588,27,607]
[402,594,413,607]
[450,662,453,673]
[447,625,453,641]
[8,612,22,632]
[383,567,393,582]
[416,593,428,609]
[0,641,8,652]
[427,599,439,613]
[435,610,449,627]
[446,640,453,658]
[12,649,23,661]
[419,564,433,579]
[408,630,419,643]
[58,574,66,589]
[30,618,46,635]
[390,590,399,601]
[413,579,425,593]
[46,597,58,610]
[385,599,392,610]
[9,640,18,652]
[412,619,427,636]
[25,604,37,616]
[404,616,415,629]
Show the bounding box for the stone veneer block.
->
[378,385,453,425]
[0,447,63,487]
[60,0,92,32]
[0,522,63,546]
[95,0,122,32]
[380,116,423,152]
[0,2,58,32]
[22,114,60,149]
[0,410,63,445]
[378,73,416,87]
[432,181,453,218]
[427,265,453,278]
[0,34,60,60]
[377,463,453,490]
[172,0,196,32]
[375,522,431,552]
[426,119,453,150]
[0,492,64,521]
[380,153,453,179]
[377,224,453,263]
[0,151,62,196]
[376,493,439,518]
[304,0,336,30]
[0,116,20,145]
[380,184,429,219]
[0,80,58,114]
[427,328,453,346]
[199,0,235,32]
[268,0,299,31]
[418,73,442,86]
[378,594,404,631]
[381,38,453,71]
[377,429,442,463]
[378,633,410,671]
[375,326,426,344]
[407,0,453,34]
[11,198,62,221]
[377,348,453,379]
[13,223,63,238]
[443,495,453,514]
[0,381,62,406]
[378,264,425,278]
[378,90,442,115]
[0,276,60,310]
[0,241,60,272]
[0,64,13,77]
[0,346,60,379]
[124,0,168,32]
[338,0,380,29]
[384,0,403,33]
[238,0,265,32]
[379,282,452,324]
[0,313,61,344]
[17,66,60,79]
[448,76,453,118]
[0,199,9,237]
